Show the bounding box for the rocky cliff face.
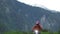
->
[0,0,60,32]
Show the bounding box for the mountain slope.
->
[0,0,60,32]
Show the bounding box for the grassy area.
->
[2,31,59,34]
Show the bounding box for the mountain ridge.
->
[0,0,60,32]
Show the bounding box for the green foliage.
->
[3,31,59,34]
[41,29,48,32]
[3,31,33,34]
[53,32,58,34]
[41,32,50,34]
[4,31,23,34]
[58,30,60,34]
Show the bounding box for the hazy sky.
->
[17,0,60,12]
